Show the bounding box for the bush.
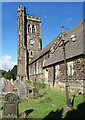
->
[33,80,37,86]
[37,82,46,89]
[45,97,52,102]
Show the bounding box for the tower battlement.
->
[27,14,41,22]
[17,5,42,81]
[18,5,26,12]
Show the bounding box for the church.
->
[17,5,85,93]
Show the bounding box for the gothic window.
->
[32,25,35,33]
[44,68,48,82]
[56,65,60,78]
[68,62,74,76]
[28,24,31,33]
[70,65,72,76]
[31,51,32,56]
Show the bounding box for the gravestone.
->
[33,87,39,97]
[0,78,8,95]
[18,81,29,98]
[5,81,14,94]
[3,93,19,118]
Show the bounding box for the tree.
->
[11,65,17,80]
[0,70,7,78]
[3,70,11,80]
[2,65,17,80]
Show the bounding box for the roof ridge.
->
[66,19,83,34]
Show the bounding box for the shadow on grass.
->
[43,109,63,120]
[25,109,34,115]
[43,102,85,120]
[19,109,34,118]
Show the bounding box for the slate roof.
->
[30,34,60,64]
[44,20,84,68]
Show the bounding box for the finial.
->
[30,15,33,18]
[38,16,41,20]
[27,14,29,19]
[34,16,37,19]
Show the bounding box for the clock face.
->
[30,40,34,45]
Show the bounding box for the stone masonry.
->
[17,5,84,94]
[17,6,42,81]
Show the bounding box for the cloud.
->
[68,17,72,21]
[66,17,73,23]
[44,15,47,18]
[0,55,17,71]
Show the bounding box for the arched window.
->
[68,62,74,76]
[28,24,31,33]
[32,25,35,33]
[31,51,32,55]
[70,65,72,76]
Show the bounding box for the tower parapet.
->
[27,14,41,22]
[17,5,42,81]
[18,5,26,12]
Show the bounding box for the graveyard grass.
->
[19,84,83,119]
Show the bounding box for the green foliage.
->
[2,65,17,80]
[33,80,37,86]
[0,70,7,76]
[19,88,83,119]
[3,70,11,80]
[11,65,17,80]
[36,82,46,89]
[32,81,46,89]
[0,70,7,78]
[45,97,52,102]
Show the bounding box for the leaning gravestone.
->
[3,93,19,118]
[18,81,29,98]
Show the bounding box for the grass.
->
[19,86,83,119]
[0,81,84,119]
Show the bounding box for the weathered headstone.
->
[33,87,39,97]
[3,93,19,118]
[5,81,14,94]
[18,81,29,98]
[0,78,8,95]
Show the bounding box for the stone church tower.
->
[17,5,42,81]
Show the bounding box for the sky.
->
[0,2,83,71]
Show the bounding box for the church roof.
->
[30,33,60,64]
[44,20,84,68]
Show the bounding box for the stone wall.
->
[29,52,84,94]
[54,57,85,93]
[17,6,28,81]
[29,52,50,82]
[17,6,42,81]
[42,56,84,93]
